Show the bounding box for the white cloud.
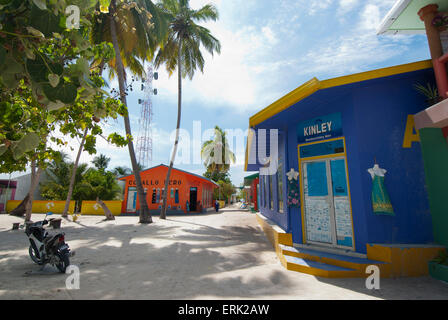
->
[337,0,359,15]
[308,0,334,15]
[261,26,278,45]
[155,22,276,114]
[359,4,382,31]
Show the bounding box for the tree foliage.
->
[40,152,122,204]
[0,0,127,172]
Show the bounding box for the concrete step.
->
[283,255,360,278]
[280,244,388,273]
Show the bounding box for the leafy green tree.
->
[40,153,88,201]
[0,1,127,220]
[154,0,221,219]
[203,170,231,184]
[214,180,235,204]
[40,153,122,217]
[75,168,121,201]
[90,0,169,224]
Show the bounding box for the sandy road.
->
[0,207,447,299]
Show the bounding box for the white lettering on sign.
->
[304,122,332,137]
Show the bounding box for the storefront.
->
[245,61,445,277]
[243,173,259,211]
[119,164,218,214]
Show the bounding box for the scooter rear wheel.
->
[55,252,70,273]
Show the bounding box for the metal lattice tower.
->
[136,64,157,168]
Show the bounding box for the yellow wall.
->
[218,200,226,209]
[80,201,123,216]
[367,244,444,277]
[6,200,75,214]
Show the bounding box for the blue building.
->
[245,60,445,277]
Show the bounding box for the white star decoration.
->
[286,168,299,181]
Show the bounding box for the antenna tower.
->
[136,64,158,168]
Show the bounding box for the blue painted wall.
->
[256,68,435,253]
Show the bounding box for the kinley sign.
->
[297,112,343,143]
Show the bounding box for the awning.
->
[244,173,259,186]
[377,0,448,35]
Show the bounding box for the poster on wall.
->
[334,197,353,247]
[297,112,342,143]
[305,198,332,244]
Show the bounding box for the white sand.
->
[0,206,447,300]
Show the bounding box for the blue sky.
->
[1,0,432,186]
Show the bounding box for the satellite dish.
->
[154,72,158,80]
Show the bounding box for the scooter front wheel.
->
[29,245,43,265]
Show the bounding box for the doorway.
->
[301,157,354,249]
[127,187,137,212]
[189,187,197,211]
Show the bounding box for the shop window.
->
[277,155,284,213]
[156,189,160,203]
[151,189,156,204]
[175,189,179,203]
[170,188,174,198]
[264,175,269,208]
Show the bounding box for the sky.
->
[1,0,432,187]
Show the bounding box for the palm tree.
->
[92,154,111,171]
[154,0,221,219]
[91,0,169,223]
[113,166,132,177]
[201,126,236,174]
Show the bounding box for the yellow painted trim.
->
[367,244,444,277]
[249,78,320,127]
[297,137,356,250]
[298,152,307,244]
[255,213,293,260]
[248,60,432,127]
[244,127,255,171]
[298,136,346,148]
[342,138,356,251]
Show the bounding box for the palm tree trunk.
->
[62,127,88,217]
[24,160,43,222]
[109,1,152,223]
[96,197,115,220]
[161,39,183,220]
[9,194,29,217]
